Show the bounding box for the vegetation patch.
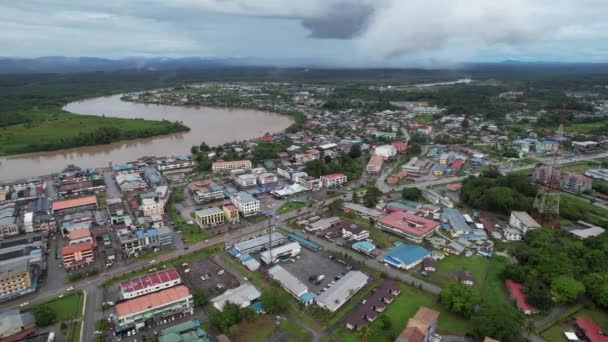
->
[276,201,306,215]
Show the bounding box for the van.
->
[316,275,325,282]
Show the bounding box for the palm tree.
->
[358,326,372,342]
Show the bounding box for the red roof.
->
[116,285,190,317]
[277,152,289,158]
[378,211,439,237]
[446,183,462,191]
[392,141,409,152]
[481,218,494,232]
[576,317,608,342]
[387,177,399,184]
[120,268,181,295]
[259,134,274,141]
[451,159,464,170]
[223,204,238,212]
[321,173,346,180]
[61,241,94,256]
[52,196,97,211]
[505,279,536,312]
[367,155,384,168]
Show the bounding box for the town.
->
[1,77,608,342]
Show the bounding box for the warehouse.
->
[231,233,285,255]
[267,265,314,304]
[260,242,301,264]
[316,271,369,312]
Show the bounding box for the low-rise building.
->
[231,192,260,217]
[457,270,474,286]
[442,208,472,237]
[316,271,369,312]
[223,204,240,224]
[374,145,397,159]
[212,160,252,173]
[67,228,94,245]
[188,181,224,203]
[341,223,370,241]
[344,280,401,330]
[297,176,322,191]
[0,309,35,341]
[52,195,97,215]
[118,227,173,257]
[267,265,312,304]
[352,241,376,255]
[158,320,209,342]
[211,284,261,311]
[195,207,225,228]
[62,242,95,270]
[230,233,286,255]
[342,202,384,220]
[505,279,537,315]
[509,211,541,234]
[383,243,431,270]
[396,307,440,342]
[234,174,258,188]
[584,168,608,182]
[377,211,439,243]
[115,284,194,332]
[504,228,523,241]
[142,198,164,217]
[320,173,348,188]
[120,268,182,299]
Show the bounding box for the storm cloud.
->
[2,0,608,65]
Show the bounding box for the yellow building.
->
[223,204,240,224]
[195,207,224,228]
[0,260,32,298]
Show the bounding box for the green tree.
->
[439,281,479,318]
[193,289,208,307]
[472,306,523,342]
[585,273,608,309]
[32,306,56,327]
[348,144,362,159]
[190,145,199,155]
[363,185,382,208]
[551,276,585,304]
[194,153,212,171]
[328,199,344,215]
[260,287,289,314]
[358,326,372,342]
[253,141,283,161]
[401,187,422,201]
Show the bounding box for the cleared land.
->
[276,201,306,215]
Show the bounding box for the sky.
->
[2,0,608,67]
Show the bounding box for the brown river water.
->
[0,95,293,181]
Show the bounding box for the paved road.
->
[376,152,608,193]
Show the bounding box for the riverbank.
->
[0,108,188,156]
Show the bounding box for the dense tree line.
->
[304,156,364,180]
[460,171,537,214]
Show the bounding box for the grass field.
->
[22,291,84,322]
[565,119,608,133]
[276,201,306,215]
[541,307,608,341]
[65,321,82,342]
[369,228,402,249]
[560,161,601,174]
[0,110,187,155]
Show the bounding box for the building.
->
[212,160,252,173]
[0,260,32,300]
[342,202,384,220]
[267,265,313,304]
[305,217,341,232]
[569,221,605,239]
[118,227,173,257]
[374,145,397,159]
[367,155,384,174]
[142,198,164,217]
[211,284,261,311]
[0,309,35,341]
[297,176,322,191]
[574,317,608,342]
[377,211,440,243]
[505,279,537,315]
[120,268,182,299]
[503,228,523,241]
[62,242,95,270]
[231,233,286,255]
[260,242,301,264]
[230,191,260,217]
[320,174,348,188]
[188,180,224,203]
[442,208,472,237]
[258,172,279,185]
[159,320,209,342]
[195,207,225,228]
[533,165,559,184]
[344,280,401,330]
[115,284,194,332]
[422,258,436,272]
[396,306,440,342]
[234,174,258,188]
[67,228,93,245]
[340,223,370,241]
[352,241,376,255]
[457,270,474,286]
[383,243,431,270]
[51,195,97,214]
[561,173,593,193]
[509,211,541,234]
[316,271,369,312]
[223,204,240,224]
[422,189,453,208]
[572,141,600,152]
[585,169,608,182]
[0,216,19,239]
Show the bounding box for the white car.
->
[184,269,190,273]
[67,286,75,291]
[217,269,225,275]
[149,259,157,264]
[19,302,29,307]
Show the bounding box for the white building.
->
[211,284,261,311]
[316,271,369,312]
[141,198,164,217]
[234,174,257,188]
[374,145,397,159]
[504,228,523,241]
[231,192,260,217]
[509,211,541,234]
[258,172,279,185]
[320,174,348,188]
[268,265,309,299]
[260,242,301,264]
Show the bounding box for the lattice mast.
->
[533,105,566,221]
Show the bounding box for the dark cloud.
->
[300,3,374,39]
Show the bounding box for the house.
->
[320,173,348,188]
[367,155,384,174]
[377,211,440,243]
[457,270,474,286]
[341,223,370,241]
[444,241,466,255]
[211,284,261,311]
[575,317,608,342]
[509,211,541,234]
[504,228,523,241]
[195,207,225,228]
[120,268,181,299]
[442,208,472,237]
[344,280,401,330]
[505,279,537,315]
[383,244,431,270]
[422,258,436,272]
[342,202,384,220]
[569,221,605,239]
[396,306,440,342]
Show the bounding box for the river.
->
[0,95,293,181]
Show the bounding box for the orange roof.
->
[68,228,91,241]
[412,306,440,326]
[61,242,93,256]
[52,196,97,211]
[115,285,191,317]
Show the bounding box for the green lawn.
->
[565,119,608,134]
[369,228,402,249]
[328,282,474,342]
[278,319,313,342]
[0,110,187,155]
[22,291,84,322]
[168,186,209,245]
[65,321,82,342]
[560,161,601,174]
[276,201,306,215]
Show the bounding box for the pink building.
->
[320,174,348,188]
[366,155,384,174]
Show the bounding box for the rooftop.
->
[316,271,369,312]
[384,243,431,266]
[61,242,93,256]
[120,268,181,295]
[116,285,191,317]
[195,207,223,217]
[378,211,439,237]
[52,196,97,211]
[505,279,535,312]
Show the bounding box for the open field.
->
[276,201,306,215]
[0,110,187,155]
[22,291,84,322]
[560,161,601,174]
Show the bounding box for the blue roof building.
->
[352,241,376,255]
[383,243,430,270]
[442,208,472,237]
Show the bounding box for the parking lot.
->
[278,247,352,294]
[178,258,240,297]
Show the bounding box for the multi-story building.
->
[234,174,258,188]
[366,155,384,174]
[533,165,559,184]
[377,211,439,243]
[120,268,182,299]
[0,216,19,239]
[67,228,94,245]
[188,180,224,203]
[156,156,195,174]
[258,172,278,185]
[231,192,260,217]
[561,173,593,193]
[62,242,95,270]
[223,204,240,224]
[320,174,348,188]
[195,207,225,228]
[141,198,164,217]
[114,285,194,332]
[297,176,322,191]
[212,160,252,173]
[118,227,173,257]
[374,145,397,159]
[0,259,32,301]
